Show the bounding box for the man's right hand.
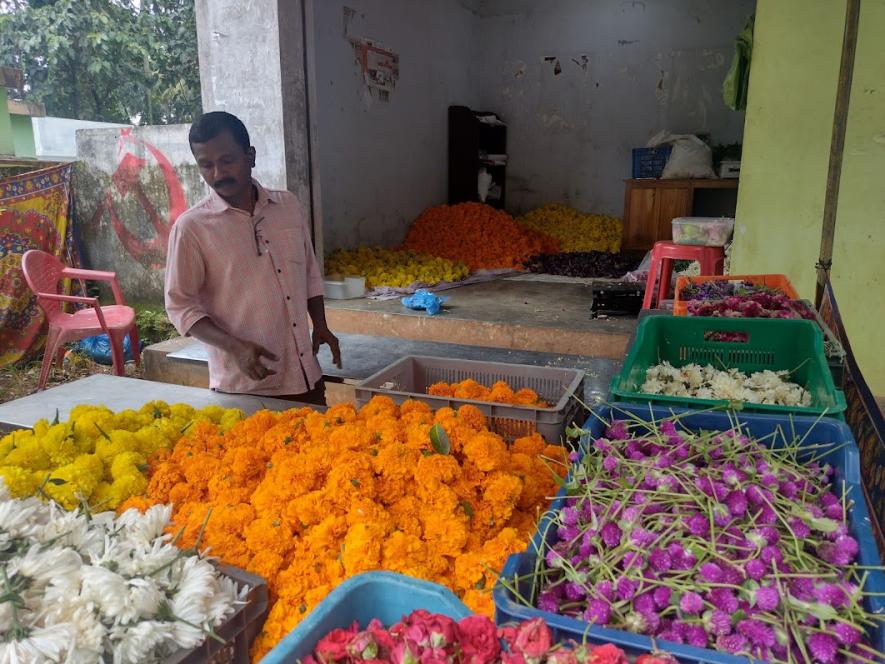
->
[230,339,279,381]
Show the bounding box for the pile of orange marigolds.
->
[121,396,567,661]
[428,379,550,408]
[402,202,559,270]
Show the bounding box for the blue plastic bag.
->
[77,334,138,365]
[401,289,447,316]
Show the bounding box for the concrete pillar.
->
[194,0,320,258]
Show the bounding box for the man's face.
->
[191,130,255,201]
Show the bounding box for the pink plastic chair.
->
[21,250,141,391]
[642,241,725,310]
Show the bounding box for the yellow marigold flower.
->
[2,438,51,471]
[0,465,39,497]
[39,425,78,466]
[110,451,146,480]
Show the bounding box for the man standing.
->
[165,111,339,405]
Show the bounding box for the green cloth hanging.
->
[723,15,755,111]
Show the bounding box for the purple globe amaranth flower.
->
[642,502,666,516]
[808,504,825,518]
[712,504,731,528]
[558,525,580,541]
[708,588,739,613]
[658,630,684,645]
[629,451,646,461]
[648,549,672,572]
[623,611,651,635]
[722,466,746,487]
[583,599,611,625]
[707,610,732,636]
[630,528,656,548]
[538,590,560,613]
[754,586,780,611]
[686,514,710,538]
[695,476,717,497]
[745,485,767,508]
[578,543,593,558]
[820,492,840,507]
[737,619,776,648]
[564,582,587,601]
[653,586,672,609]
[787,516,812,539]
[807,633,839,664]
[825,503,844,520]
[757,506,778,525]
[602,455,619,473]
[761,545,785,566]
[779,480,799,499]
[616,576,639,601]
[641,474,659,490]
[655,454,675,469]
[622,552,645,571]
[812,583,848,608]
[756,458,770,473]
[594,580,615,602]
[673,551,697,571]
[819,535,860,565]
[660,420,678,436]
[834,623,862,646]
[606,420,628,440]
[681,624,709,649]
[545,550,565,568]
[593,438,612,454]
[699,562,723,583]
[679,591,705,615]
[568,450,581,463]
[745,559,767,581]
[831,523,850,540]
[621,506,641,523]
[716,633,748,654]
[633,592,656,614]
[790,577,815,601]
[760,472,778,487]
[726,490,749,517]
[624,440,641,456]
[755,527,780,545]
[561,506,579,526]
[600,522,622,548]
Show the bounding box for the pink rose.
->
[315,626,357,662]
[458,616,501,664]
[367,621,396,655]
[391,642,421,664]
[588,643,628,664]
[546,651,579,664]
[408,610,433,624]
[346,631,378,660]
[425,615,458,648]
[513,619,552,659]
[419,647,451,664]
[406,622,432,648]
[497,626,518,647]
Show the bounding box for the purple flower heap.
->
[682,280,816,320]
[532,417,883,664]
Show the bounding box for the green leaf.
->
[429,424,450,455]
[350,478,361,488]
[51,409,59,426]
[474,577,486,590]
[47,478,67,486]
[460,501,474,518]
[808,516,841,534]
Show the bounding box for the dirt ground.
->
[0,351,143,405]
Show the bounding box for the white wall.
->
[33,117,129,160]
[471,0,755,215]
[312,0,478,250]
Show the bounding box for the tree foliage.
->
[0,0,201,124]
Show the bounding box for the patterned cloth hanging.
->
[0,163,80,367]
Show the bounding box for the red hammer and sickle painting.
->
[93,128,188,269]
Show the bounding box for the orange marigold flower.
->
[427,382,454,398]
[462,431,509,472]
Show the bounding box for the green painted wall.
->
[10,114,36,158]
[732,0,885,394]
[0,87,14,156]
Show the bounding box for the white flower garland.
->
[642,361,812,407]
[0,485,245,663]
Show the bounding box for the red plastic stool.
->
[642,241,725,309]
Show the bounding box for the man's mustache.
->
[213,178,236,189]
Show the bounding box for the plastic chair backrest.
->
[21,249,66,322]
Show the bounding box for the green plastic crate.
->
[610,316,847,417]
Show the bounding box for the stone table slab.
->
[0,375,305,431]
[167,334,621,404]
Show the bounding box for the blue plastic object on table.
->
[493,404,885,664]
[402,289,447,316]
[262,571,471,663]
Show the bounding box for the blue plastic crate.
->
[494,405,885,663]
[263,572,471,663]
[632,146,672,179]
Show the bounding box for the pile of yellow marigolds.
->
[325,246,470,289]
[0,402,243,510]
[88,396,568,661]
[517,203,622,254]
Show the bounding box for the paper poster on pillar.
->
[352,40,399,101]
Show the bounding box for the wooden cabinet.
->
[622,178,738,252]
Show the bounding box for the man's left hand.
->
[312,326,342,368]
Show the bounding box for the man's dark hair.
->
[188,111,251,152]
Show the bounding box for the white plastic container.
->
[324,276,366,300]
[671,217,735,247]
[345,276,366,298]
[324,280,349,299]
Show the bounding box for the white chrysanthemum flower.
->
[80,566,131,619]
[169,557,218,646]
[11,545,82,586]
[118,578,166,625]
[43,599,107,663]
[116,505,172,548]
[121,540,179,577]
[641,377,664,394]
[207,576,246,625]
[0,496,45,539]
[0,623,74,663]
[109,620,175,664]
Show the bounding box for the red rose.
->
[497,626,519,647]
[391,642,421,664]
[408,610,434,624]
[502,653,527,664]
[458,616,501,664]
[419,647,451,664]
[406,622,432,648]
[367,620,396,655]
[316,627,356,662]
[513,619,552,659]
[588,643,629,664]
[346,630,379,660]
